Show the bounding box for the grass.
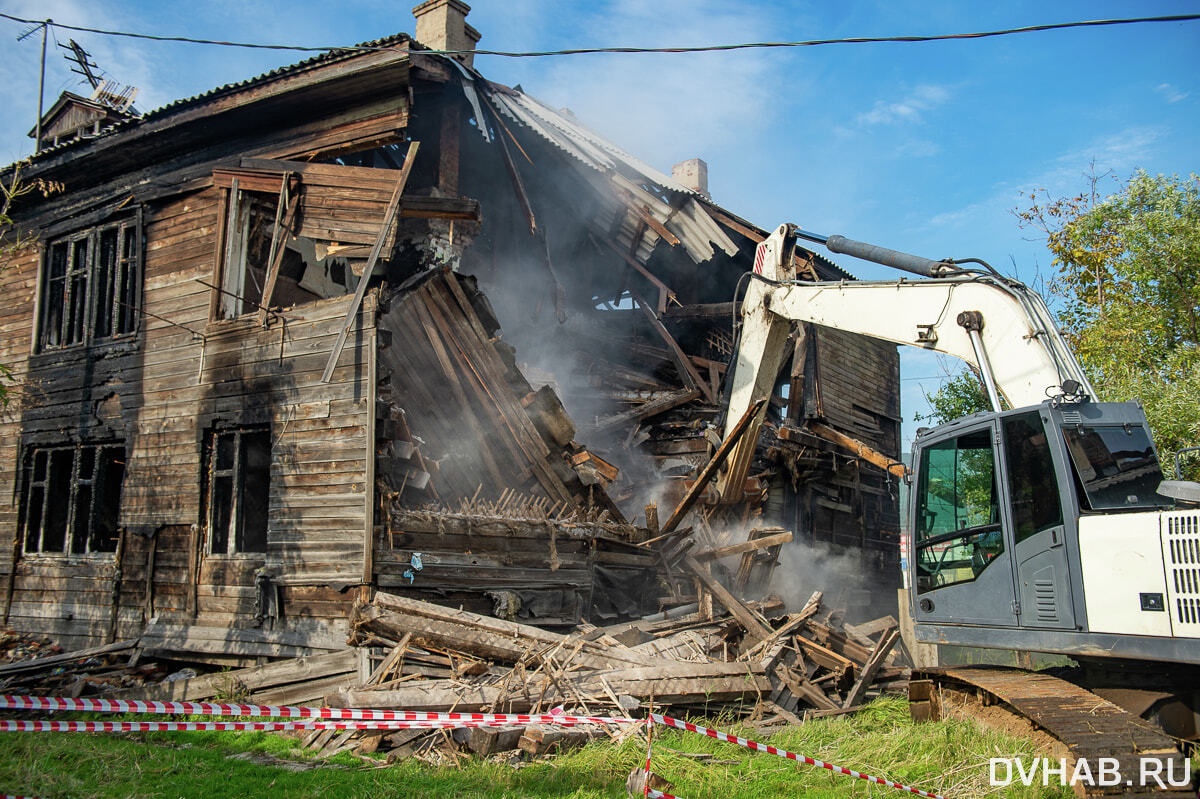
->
[0,699,1084,798]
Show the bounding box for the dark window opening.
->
[22,443,125,555]
[1003,412,1065,544]
[1063,424,1168,511]
[215,185,357,319]
[204,427,270,554]
[218,191,279,318]
[914,428,1003,593]
[38,219,140,350]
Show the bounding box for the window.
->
[203,427,270,554]
[1003,412,1064,543]
[217,188,281,318]
[1062,424,1169,511]
[38,218,140,349]
[22,443,125,555]
[914,428,1003,593]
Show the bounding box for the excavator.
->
[716,223,1200,794]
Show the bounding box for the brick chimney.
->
[671,158,710,200]
[412,0,481,68]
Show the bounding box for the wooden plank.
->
[772,663,839,711]
[322,141,418,383]
[658,398,766,535]
[662,302,737,320]
[631,292,712,402]
[591,388,701,433]
[693,531,793,562]
[0,639,138,676]
[740,591,822,661]
[683,556,772,645]
[113,650,358,701]
[842,628,900,709]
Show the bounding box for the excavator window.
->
[1062,425,1169,512]
[914,428,1003,593]
[1002,412,1063,544]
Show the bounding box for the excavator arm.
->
[714,223,1094,502]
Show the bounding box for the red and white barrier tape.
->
[0,695,634,727]
[0,695,946,798]
[651,714,945,799]
[0,719,586,733]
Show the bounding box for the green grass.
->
[0,699,1082,798]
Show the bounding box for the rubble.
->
[0,570,905,764]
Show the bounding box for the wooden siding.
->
[1,185,375,649]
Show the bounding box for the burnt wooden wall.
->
[0,52,417,651]
[0,182,377,653]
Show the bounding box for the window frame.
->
[21,442,126,557]
[36,214,142,352]
[202,425,271,557]
[210,170,299,322]
[913,426,1005,594]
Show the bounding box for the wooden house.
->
[0,2,900,662]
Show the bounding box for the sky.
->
[1,0,1197,450]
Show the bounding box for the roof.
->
[480,76,852,278]
[17,33,413,165]
[8,31,853,280]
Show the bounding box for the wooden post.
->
[322,141,419,383]
[106,529,126,644]
[143,529,159,622]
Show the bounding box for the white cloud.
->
[1155,82,1188,104]
[856,84,950,126]
[486,0,794,177]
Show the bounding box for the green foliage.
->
[1019,170,1200,477]
[915,369,990,427]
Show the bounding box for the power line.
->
[2,12,1199,59]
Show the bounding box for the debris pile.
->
[0,638,161,697]
[1,525,905,764]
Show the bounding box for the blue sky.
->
[2,1,1197,449]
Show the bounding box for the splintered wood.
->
[318,587,904,760]
[3,581,906,764]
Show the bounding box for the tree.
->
[924,171,1200,477]
[915,367,989,427]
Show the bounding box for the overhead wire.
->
[2,12,1199,58]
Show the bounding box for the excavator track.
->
[910,667,1193,797]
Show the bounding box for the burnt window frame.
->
[21,442,126,557]
[202,425,271,556]
[211,170,300,321]
[36,215,142,351]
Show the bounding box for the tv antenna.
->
[60,38,139,113]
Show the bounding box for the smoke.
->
[767,539,898,625]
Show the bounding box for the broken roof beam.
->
[631,292,714,404]
[587,229,675,309]
[800,421,907,478]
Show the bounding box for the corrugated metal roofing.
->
[485,83,739,265]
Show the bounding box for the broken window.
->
[22,443,125,555]
[213,171,361,318]
[217,187,281,318]
[203,427,270,555]
[38,218,141,350]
